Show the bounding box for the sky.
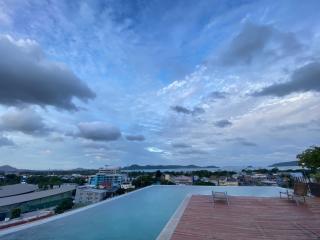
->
[0,0,319,169]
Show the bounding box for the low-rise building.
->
[0,185,75,220]
[172,176,193,185]
[219,177,239,186]
[164,174,171,181]
[74,186,107,205]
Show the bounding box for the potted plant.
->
[297,146,320,197]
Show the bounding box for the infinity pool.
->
[0,185,285,240]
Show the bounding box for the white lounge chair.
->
[212,191,229,206]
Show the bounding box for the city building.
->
[171,176,193,185]
[218,177,239,186]
[89,166,124,188]
[0,185,75,220]
[75,186,107,204]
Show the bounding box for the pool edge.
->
[156,194,191,240]
[0,185,154,237]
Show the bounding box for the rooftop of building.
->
[0,185,76,207]
[0,184,38,198]
[77,186,107,193]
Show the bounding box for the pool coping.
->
[156,193,191,240]
[0,185,153,237]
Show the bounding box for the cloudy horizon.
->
[0,0,319,169]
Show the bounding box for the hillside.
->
[0,165,19,172]
[269,161,299,167]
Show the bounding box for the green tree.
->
[11,208,21,219]
[73,177,86,185]
[2,174,20,186]
[54,198,74,214]
[116,188,126,195]
[297,146,320,172]
[132,175,153,188]
[155,170,162,180]
[194,181,215,186]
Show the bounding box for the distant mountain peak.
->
[0,165,19,172]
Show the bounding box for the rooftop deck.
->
[171,195,320,240]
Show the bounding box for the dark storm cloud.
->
[226,137,257,147]
[0,108,50,135]
[220,22,302,66]
[214,120,232,128]
[125,135,145,141]
[0,136,14,147]
[171,105,205,115]
[254,62,320,97]
[0,35,95,110]
[172,143,191,148]
[78,122,121,141]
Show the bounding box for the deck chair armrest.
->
[280,189,290,198]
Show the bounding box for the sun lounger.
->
[280,182,308,205]
[212,191,229,206]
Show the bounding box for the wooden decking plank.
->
[171,195,320,240]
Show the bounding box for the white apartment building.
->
[75,186,107,204]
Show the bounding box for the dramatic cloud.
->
[214,120,232,128]
[0,108,49,135]
[0,135,14,147]
[171,105,205,115]
[125,135,145,141]
[172,143,191,148]
[0,35,95,110]
[78,122,121,141]
[220,22,302,65]
[0,1,319,168]
[254,62,320,97]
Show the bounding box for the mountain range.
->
[268,161,299,167]
[121,164,218,170]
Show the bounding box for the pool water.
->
[0,185,285,240]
